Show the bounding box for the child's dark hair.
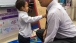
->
[15,0,26,10]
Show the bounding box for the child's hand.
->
[42,14,47,18]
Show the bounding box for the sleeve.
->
[21,14,42,23]
[44,13,60,43]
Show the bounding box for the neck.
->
[46,0,53,7]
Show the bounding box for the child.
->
[15,0,46,43]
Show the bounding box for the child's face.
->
[22,2,29,12]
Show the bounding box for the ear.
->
[21,6,24,10]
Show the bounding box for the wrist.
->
[42,15,44,18]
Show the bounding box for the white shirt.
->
[18,11,42,38]
[44,0,76,43]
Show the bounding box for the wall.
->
[72,0,76,20]
[35,0,46,29]
[0,7,19,40]
[64,6,72,19]
[74,8,76,20]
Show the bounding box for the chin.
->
[40,4,46,7]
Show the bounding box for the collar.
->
[18,11,27,14]
[47,0,58,11]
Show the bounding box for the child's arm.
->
[21,14,45,23]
